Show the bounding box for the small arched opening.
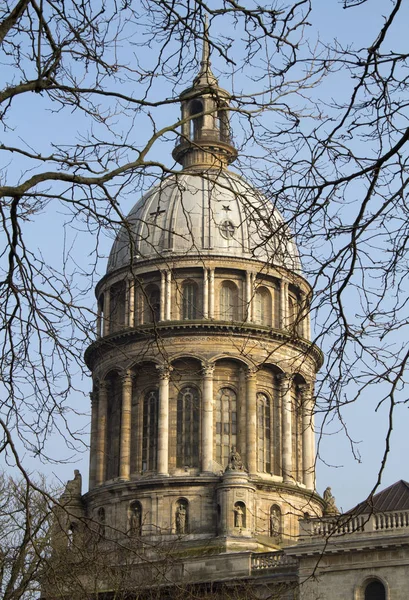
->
[129,501,142,536]
[175,498,189,535]
[189,99,204,140]
[234,501,246,529]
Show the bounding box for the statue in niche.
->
[130,503,142,536]
[226,446,244,471]
[323,486,339,515]
[234,504,244,529]
[176,504,187,534]
[270,506,281,537]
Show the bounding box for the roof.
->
[107,170,301,274]
[351,480,409,514]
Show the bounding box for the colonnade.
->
[96,268,311,338]
[89,365,315,491]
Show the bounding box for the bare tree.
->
[0,471,54,600]
[1,0,408,530]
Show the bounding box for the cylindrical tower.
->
[83,34,324,552]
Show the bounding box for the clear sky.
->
[2,0,409,513]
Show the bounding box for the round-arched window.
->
[364,580,386,600]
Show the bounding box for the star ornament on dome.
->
[222,204,231,212]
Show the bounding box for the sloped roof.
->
[351,480,409,514]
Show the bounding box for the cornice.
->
[84,321,324,371]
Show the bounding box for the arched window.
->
[97,507,105,538]
[220,281,238,321]
[288,292,302,335]
[257,393,271,473]
[254,287,272,326]
[269,505,282,537]
[109,280,126,332]
[175,498,189,535]
[182,281,198,320]
[144,284,160,324]
[67,522,77,547]
[234,501,246,529]
[215,387,237,467]
[189,99,203,140]
[365,580,386,600]
[177,386,200,468]
[142,389,159,471]
[129,501,142,536]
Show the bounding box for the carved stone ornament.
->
[323,486,339,516]
[225,446,245,472]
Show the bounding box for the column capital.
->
[276,372,293,384]
[298,382,313,399]
[245,366,258,381]
[89,390,98,406]
[156,364,173,380]
[121,370,134,386]
[201,362,215,377]
[98,379,108,392]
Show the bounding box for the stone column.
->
[203,268,209,318]
[88,389,99,489]
[96,304,102,338]
[166,270,172,320]
[95,381,108,485]
[300,383,315,490]
[279,373,293,483]
[246,271,252,321]
[246,368,258,475]
[157,364,172,476]
[119,371,133,481]
[201,363,215,472]
[160,271,166,322]
[128,279,135,327]
[280,280,288,330]
[251,274,256,322]
[209,268,215,318]
[103,288,110,336]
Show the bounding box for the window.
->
[182,281,198,320]
[109,280,126,332]
[215,387,237,467]
[144,284,160,323]
[220,281,238,321]
[177,386,200,468]
[142,389,159,471]
[364,580,386,600]
[254,286,272,326]
[257,393,271,472]
[189,99,203,140]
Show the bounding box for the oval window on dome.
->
[220,220,235,239]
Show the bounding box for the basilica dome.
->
[107,169,300,274]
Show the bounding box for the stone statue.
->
[176,504,187,534]
[130,504,141,536]
[270,506,281,536]
[226,446,244,471]
[234,504,244,529]
[63,470,82,500]
[323,486,339,515]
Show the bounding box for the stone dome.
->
[107,169,300,273]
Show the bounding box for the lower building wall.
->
[298,546,409,600]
